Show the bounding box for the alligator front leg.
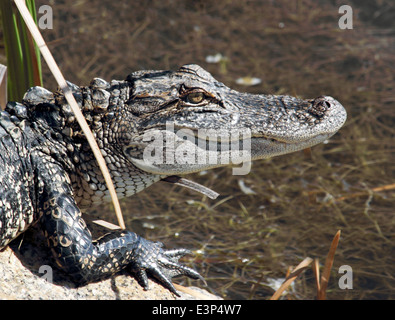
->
[33,152,203,295]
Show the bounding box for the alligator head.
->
[120,64,347,176]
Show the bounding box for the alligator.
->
[0,64,347,295]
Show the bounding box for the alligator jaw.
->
[126,89,346,176]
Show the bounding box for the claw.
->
[149,266,180,296]
[162,248,191,258]
[130,267,149,290]
[127,237,205,295]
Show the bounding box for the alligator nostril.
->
[310,96,331,118]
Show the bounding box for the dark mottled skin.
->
[0,65,346,295]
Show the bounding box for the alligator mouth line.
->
[168,126,334,147]
[141,125,335,154]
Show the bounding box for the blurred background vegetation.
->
[0,0,394,299]
[0,0,42,102]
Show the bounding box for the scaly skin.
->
[0,64,346,295]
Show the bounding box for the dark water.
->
[18,0,395,299]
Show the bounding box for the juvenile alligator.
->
[0,64,347,295]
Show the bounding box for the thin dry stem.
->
[312,258,321,294]
[335,183,395,202]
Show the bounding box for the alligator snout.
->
[310,95,347,128]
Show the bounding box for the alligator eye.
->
[186,92,205,104]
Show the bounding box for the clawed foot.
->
[127,238,205,296]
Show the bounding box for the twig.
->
[335,183,395,202]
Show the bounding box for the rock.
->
[0,230,221,300]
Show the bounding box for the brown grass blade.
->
[312,258,321,294]
[317,230,341,300]
[270,257,313,300]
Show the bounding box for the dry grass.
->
[270,230,341,300]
